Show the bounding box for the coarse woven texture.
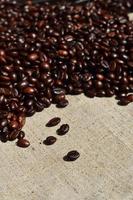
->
[0,10,133,200]
[0,94,133,200]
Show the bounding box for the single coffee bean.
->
[126,94,133,102]
[17,138,30,148]
[64,150,80,161]
[85,89,96,98]
[0,119,8,128]
[23,87,35,94]
[43,136,57,145]
[46,117,61,127]
[57,124,69,135]
[9,130,19,141]
[118,98,130,106]
[56,99,69,108]
[18,131,25,139]
[28,53,38,61]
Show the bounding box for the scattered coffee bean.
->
[46,117,61,127]
[17,138,30,148]
[57,124,69,136]
[43,136,57,145]
[64,150,80,161]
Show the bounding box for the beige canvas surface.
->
[0,95,133,200]
[0,13,133,200]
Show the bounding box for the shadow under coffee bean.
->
[0,0,132,149]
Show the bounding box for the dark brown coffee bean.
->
[96,74,104,81]
[17,138,30,148]
[52,88,65,95]
[9,120,19,129]
[94,80,103,89]
[106,89,114,97]
[26,108,36,117]
[28,53,38,61]
[57,124,69,135]
[9,130,19,141]
[0,119,8,128]
[126,94,133,102]
[46,117,61,127]
[54,94,65,103]
[56,99,69,108]
[23,87,35,94]
[72,88,83,95]
[18,131,25,139]
[64,150,80,161]
[85,89,96,98]
[58,50,68,57]
[96,90,106,97]
[43,136,57,145]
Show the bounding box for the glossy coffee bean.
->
[9,130,19,141]
[57,124,69,135]
[118,97,130,106]
[64,150,80,161]
[17,138,30,148]
[43,136,57,145]
[56,99,69,108]
[18,131,25,139]
[46,117,61,127]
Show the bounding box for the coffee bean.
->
[28,53,38,61]
[17,138,30,148]
[43,136,57,145]
[46,117,61,127]
[0,119,8,128]
[126,94,133,102]
[57,124,69,135]
[64,150,80,161]
[85,89,96,98]
[23,87,35,94]
[118,98,130,106]
[18,131,25,139]
[56,99,69,108]
[9,130,19,141]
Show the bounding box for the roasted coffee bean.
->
[18,131,25,139]
[126,94,133,102]
[57,124,69,136]
[54,94,65,103]
[106,89,114,97]
[23,87,35,94]
[118,98,130,106]
[0,119,8,128]
[17,138,30,148]
[9,130,19,141]
[35,102,44,112]
[9,120,19,129]
[46,117,61,127]
[28,53,38,61]
[85,89,96,98]
[64,150,80,161]
[26,108,36,117]
[56,99,69,108]
[96,90,106,97]
[43,136,57,145]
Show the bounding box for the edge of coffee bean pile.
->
[0,0,132,152]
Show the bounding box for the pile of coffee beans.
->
[0,0,132,147]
